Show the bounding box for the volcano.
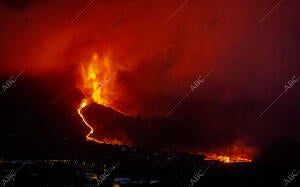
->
[1,0,300,186]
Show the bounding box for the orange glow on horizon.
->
[200,145,254,164]
[204,153,252,164]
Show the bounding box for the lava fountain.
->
[76,53,124,145]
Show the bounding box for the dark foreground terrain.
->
[0,141,299,187]
[0,76,299,187]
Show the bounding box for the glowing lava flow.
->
[76,53,124,145]
[77,99,104,144]
[77,98,124,145]
[204,154,252,164]
[200,145,253,163]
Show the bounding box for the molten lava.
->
[76,53,123,145]
[201,145,253,163]
[79,53,114,107]
[204,154,252,164]
[77,98,104,144]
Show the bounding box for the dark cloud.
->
[0,0,34,9]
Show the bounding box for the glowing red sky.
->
[0,0,299,158]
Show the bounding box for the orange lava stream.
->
[77,99,104,144]
[204,154,252,164]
